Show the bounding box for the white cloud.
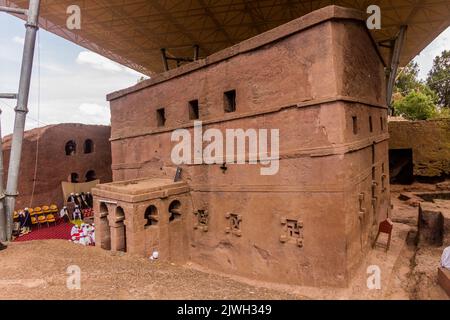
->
[415,27,450,80]
[78,103,111,123]
[12,36,24,45]
[79,103,107,116]
[76,51,142,77]
[76,51,122,72]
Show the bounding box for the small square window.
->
[224,90,236,113]
[352,116,358,134]
[156,108,166,127]
[189,100,199,120]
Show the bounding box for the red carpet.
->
[14,222,73,242]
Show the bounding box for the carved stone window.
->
[194,209,209,232]
[144,205,158,227]
[225,213,242,237]
[381,163,387,192]
[359,192,366,220]
[280,217,303,247]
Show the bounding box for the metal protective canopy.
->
[1,0,450,75]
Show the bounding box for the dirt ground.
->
[0,183,448,300]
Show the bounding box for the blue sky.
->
[0,12,449,136]
[0,12,144,137]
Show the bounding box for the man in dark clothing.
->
[20,208,32,234]
[67,192,77,204]
[79,193,89,209]
[59,206,70,223]
[73,205,83,220]
[86,192,94,208]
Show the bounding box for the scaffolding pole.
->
[386,26,407,115]
[0,109,6,242]
[2,0,40,241]
[0,6,27,15]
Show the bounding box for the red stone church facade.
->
[93,6,391,287]
[2,123,112,209]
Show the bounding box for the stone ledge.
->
[106,5,365,102]
[437,267,450,297]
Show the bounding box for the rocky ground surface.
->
[388,182,449,300]
[0,182,448,300]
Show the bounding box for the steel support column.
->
[4,0,40,241]
[0,94,18,99]
[386,26,407,115]
[0,109,6,241]
[0,6,27,15]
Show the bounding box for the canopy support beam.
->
[2,0,40,242]
[386,26,407,115]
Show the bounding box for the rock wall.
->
[2,124,112,209]
[101,6,390,287]
[389,119,450,178]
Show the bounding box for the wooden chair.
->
[46,214,56,226]
[31,216,38,228]
[50,204,58,213]
[373,218,394,252]
[38,215,47,228]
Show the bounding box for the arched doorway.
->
[84,139,94,154]
[168,200,181,222]
[99,202,111,250]
[69,173,79,183]
[65,140,76,156]
[167,199,186,263]
[85,170,97,182]
[116,207,127,252]
[144,205,158,227]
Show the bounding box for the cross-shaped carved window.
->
[286,220,301,238]
[280,217,303,247]
[225,213,242,237]
[194,209,209,232]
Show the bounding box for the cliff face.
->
[1,123,112,209]
[97,6,390,287]
[389,120,450,178]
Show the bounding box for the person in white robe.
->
[441,246,450,269]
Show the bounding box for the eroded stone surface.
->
[389,119,450,178]
[2,124,112,209]
[95,6,390,287]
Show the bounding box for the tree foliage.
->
[395,61,421,95]
[392,56,447,120]
[393,90,437,120]
[426,50,450,108]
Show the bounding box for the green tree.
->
[393,90,438,120]
[432,107,450,119]
[395,61,421,95]
[427,50,450,107]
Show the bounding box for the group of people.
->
[67,192,93,209]
[61,192,94,222]
[70,223,95,246]
[0,192,97,251]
